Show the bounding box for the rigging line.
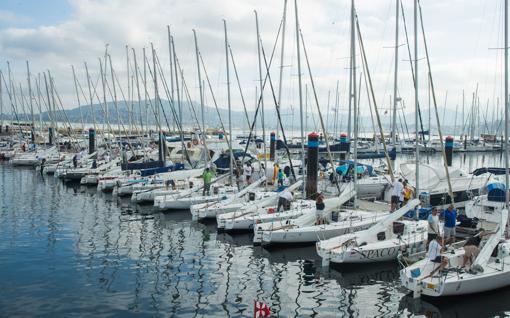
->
[260,30,298,181]
[400,0,428,150]
[1,71,24,138]
[417,0,454,203]
[176,62,213,165]
[228,45,252,129]
[146,52,193,167]
[173,51,214,166]
[198,51,240,171]
[356,15,395,182]
[239,16,284,166]
[299,29,341,195]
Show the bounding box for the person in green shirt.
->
[202,167,215,195]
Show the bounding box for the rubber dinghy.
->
[400,209,510,297]
[215,180,304,231]
[252,185,388,246]
[190,176,268,220]
[317,199,425,265]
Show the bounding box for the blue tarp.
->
[487,182,506,202]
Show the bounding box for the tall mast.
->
[26,61,35,142]
[352,0,358,207]
[132,48,143,135]
[348,0,355,140]
[255,10,267,190]
[193,29,206,159]
[71,65,84,132]
[151,43,161,132]
[414,0,420,198]
[84,62,96,131]
[126,45,131,135]
[392,0,400,152]
[505,0,509,207]
[167,26,175,132]
[276,0,288,155]
[224,20,233,185]
[143,48,149,134]
[294,0,305,195]
[0,71,3,132]
[171,37,184,162]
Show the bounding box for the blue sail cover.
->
[319,159,376,177]
[487,183,506,202]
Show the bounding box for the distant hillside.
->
[0,101,500,136]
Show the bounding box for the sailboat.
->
[317,199,424,265]
[400,0,510,298]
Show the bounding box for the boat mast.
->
[255,10,267,190]
[193,29,206,162]
[505,0,509,207]
[276,0,288,158]
[171,37,184,163]
[392,0,399,158]
[224,20,233,185]
[352,0,358,207]
[132,48,143,136]
[167,26,175,132]
[414,0,420,198]
[348,0,354,141]
[294,0,305,196]
[26,61,35,142]
[0,71,3,133]
[71,65,84,132]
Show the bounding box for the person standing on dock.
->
[443,204,457,247]
[244,162,253,185]
[202,167,214,196]
[391,178,404,212]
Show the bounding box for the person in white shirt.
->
[422,236,449,279]
[277,189,294,212]
[244,162,253,185]
[427,207,440,249]
[391,178,404,212]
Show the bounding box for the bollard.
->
[270,132,276,161]
[306,132,319,198]
[445,136,454,167]
[48,127,54,145]
[339,133,350,160]
[88,128,96,154]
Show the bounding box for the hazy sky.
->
[0,0,506,130]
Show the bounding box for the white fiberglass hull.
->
[254,214,388,246]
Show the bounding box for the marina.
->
[2,0,510,317]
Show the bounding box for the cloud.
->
[0,0,505,134]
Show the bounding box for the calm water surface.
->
[1,153,510,317]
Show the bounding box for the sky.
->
[0,0,506,132]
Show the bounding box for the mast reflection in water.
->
[1,156,510,317]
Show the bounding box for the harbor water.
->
[1,153,510,317]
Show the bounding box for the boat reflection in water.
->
[398,287,510,317]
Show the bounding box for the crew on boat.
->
[315,193,326,225]
[443,204,457,247]
[202,167,215,196]
[427,207,440,249]
[277,188,294,212]
[462,229,495,269]
[391,178,404,212]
